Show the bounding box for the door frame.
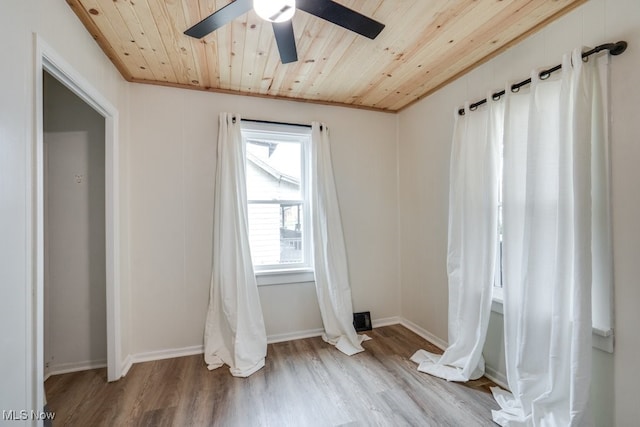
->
[32,34,121,411]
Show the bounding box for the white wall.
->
[0,0,129,418]
[43,73,107,375]
[127,84,400,354]
[398,0,640,425]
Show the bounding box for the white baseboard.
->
[371,316,401,328]
[131,345,204,365]
[267,315,404,344]
[265,317,401,344]
[45,359,107,380]
[119,345,204,378]
[399,317,448,350]
[120,354,133,377]
[484,366,509,390]
[267,328,325,344]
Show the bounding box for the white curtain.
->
[411,97,503,381]
[492,48,611,426]
[310,122,367,356]
[203,113,267,377]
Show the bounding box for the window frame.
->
[241,121,314,285]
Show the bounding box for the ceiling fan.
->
[184,0,385,64]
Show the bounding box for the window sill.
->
[255,268,314,286]
[490,289,614,353]
[491,287,504,314]
[592,326,614,353]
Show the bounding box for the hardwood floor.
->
[45,325,499,426]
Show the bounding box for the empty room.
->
[1,0,639,426]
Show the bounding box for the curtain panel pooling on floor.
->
[310,122,369,356]
[492,48,613,427]
[204,113,267,377]
[415,45,614,427]
[411,97,502,381]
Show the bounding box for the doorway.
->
[43,71,107,379]
[33,37,122,414]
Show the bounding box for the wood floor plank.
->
[45,325,499,426]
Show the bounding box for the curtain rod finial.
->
[611,41,628,56]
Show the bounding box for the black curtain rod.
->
[458,41,628,116]
[240,118,312,129]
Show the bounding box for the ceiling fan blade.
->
[184,0,252,39]
[297,0,384,39]
[272,21,298,64]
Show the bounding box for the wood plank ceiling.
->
[66,0,586,112]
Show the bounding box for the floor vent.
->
[353,311,372,332]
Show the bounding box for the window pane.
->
[246,139,301,201]
[248,202,304,266]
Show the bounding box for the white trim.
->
[371,316,401,328]
[44,360,108,381]
[593,328,614,353]
[267,328,325,344]
[33,36,123,422]
[131,345,205,365]
[30,34,44,422]
[256,269,315,286]
[491,298,504,315]
[399,318,448,351]
[243,123,313,274]
[593,327,613,337]
[484,365,509,390]
[121,355,134,377]
[24,37,39,424]
[265,316,402,344]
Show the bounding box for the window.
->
[488,57,614,354]
[241,121,313,284]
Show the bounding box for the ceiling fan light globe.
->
[253,0,296,23]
